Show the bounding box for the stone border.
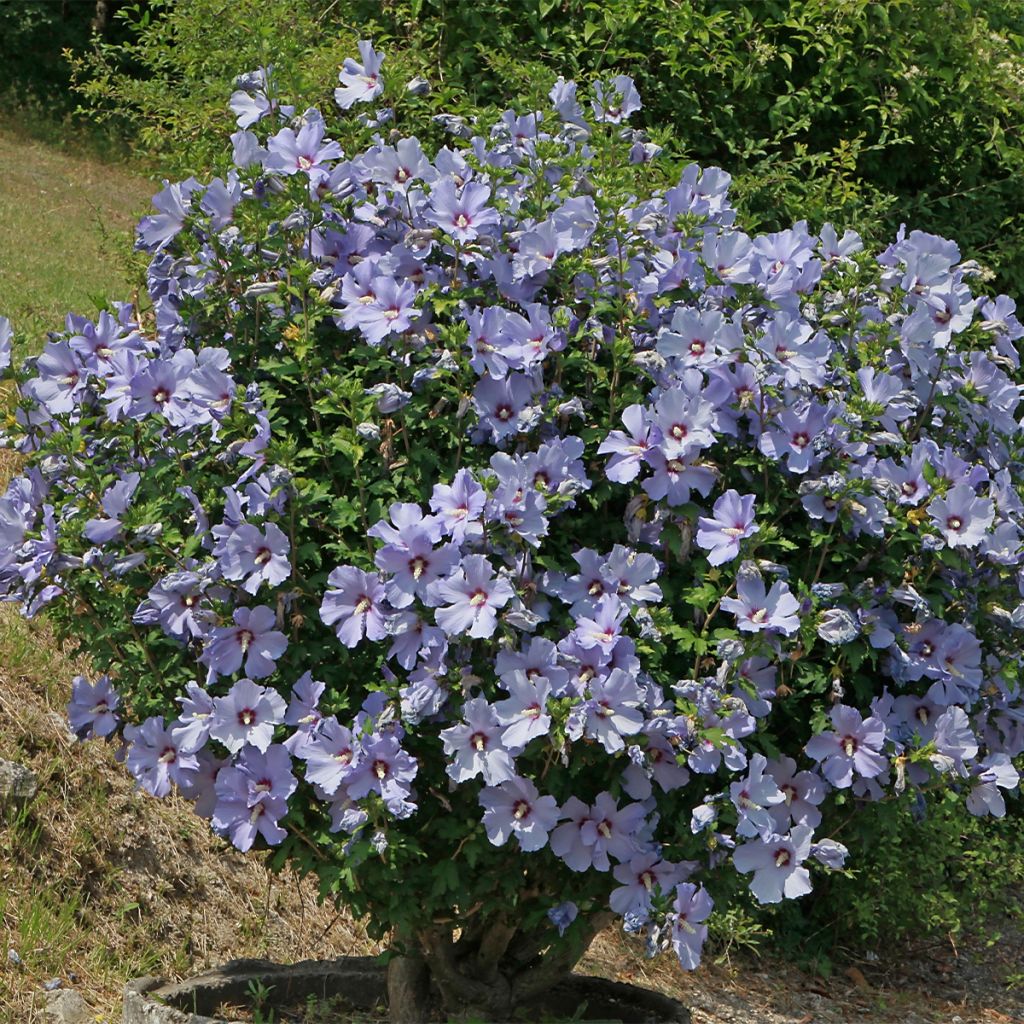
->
[124,957,385,1023]
[124,957,690,1023]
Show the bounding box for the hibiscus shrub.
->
[2,43,1023,1021]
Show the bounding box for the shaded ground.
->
[584,927,1024,1024]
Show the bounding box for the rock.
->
[44,989,92,1024]
[0,759,38,807]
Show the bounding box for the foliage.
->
[356,0,1024,294]
[766,792,1024,964]
[3,46,1024,1019]
[67,0,347,177]
[64,0,479,179]
[68,0,1024,294]
[0,1,99,112]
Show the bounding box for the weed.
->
[247,977,276,1023]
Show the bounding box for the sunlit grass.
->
[0,128,153,355]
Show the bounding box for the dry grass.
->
[0,608,382,1023]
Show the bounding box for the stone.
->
[44,989,92,1024]
[125,957,690,1023]
[0,759,38,806]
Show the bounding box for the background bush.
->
[0,1,101,114]
[0,1,141,151]
[765,795,1024,968]
[67,0,1024,294]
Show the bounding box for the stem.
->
[692,582,736,678]
[287,824,332,863]
[128,618,167,686]
[452,419,465,475]
[809,520,838,587]
[350,434,374,560]
[76,586,166,685]
[288,499,302,639]
[810,540,834,587]
[607,212,630,426]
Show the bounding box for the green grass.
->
[0,126,153,351]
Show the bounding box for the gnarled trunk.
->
[386,911,614,1023]
[386,946,431,1024]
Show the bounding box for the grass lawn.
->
[0,128,154,350]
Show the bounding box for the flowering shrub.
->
[2,43,1023,1019]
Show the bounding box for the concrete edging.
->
[123,957,385,1023]
[124,956,690,1023]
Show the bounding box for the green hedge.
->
[69,0,1024,291]
[351,0,1024,294]
[765,792,1024,966]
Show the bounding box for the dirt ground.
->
[584,925,1024,1024]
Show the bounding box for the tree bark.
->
[91,0,110,34]
[416,925,514,1022]
[403,911,615,1022]
[511,911,614,1005]
[387,938,432,1023]
[473,914,518,980]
